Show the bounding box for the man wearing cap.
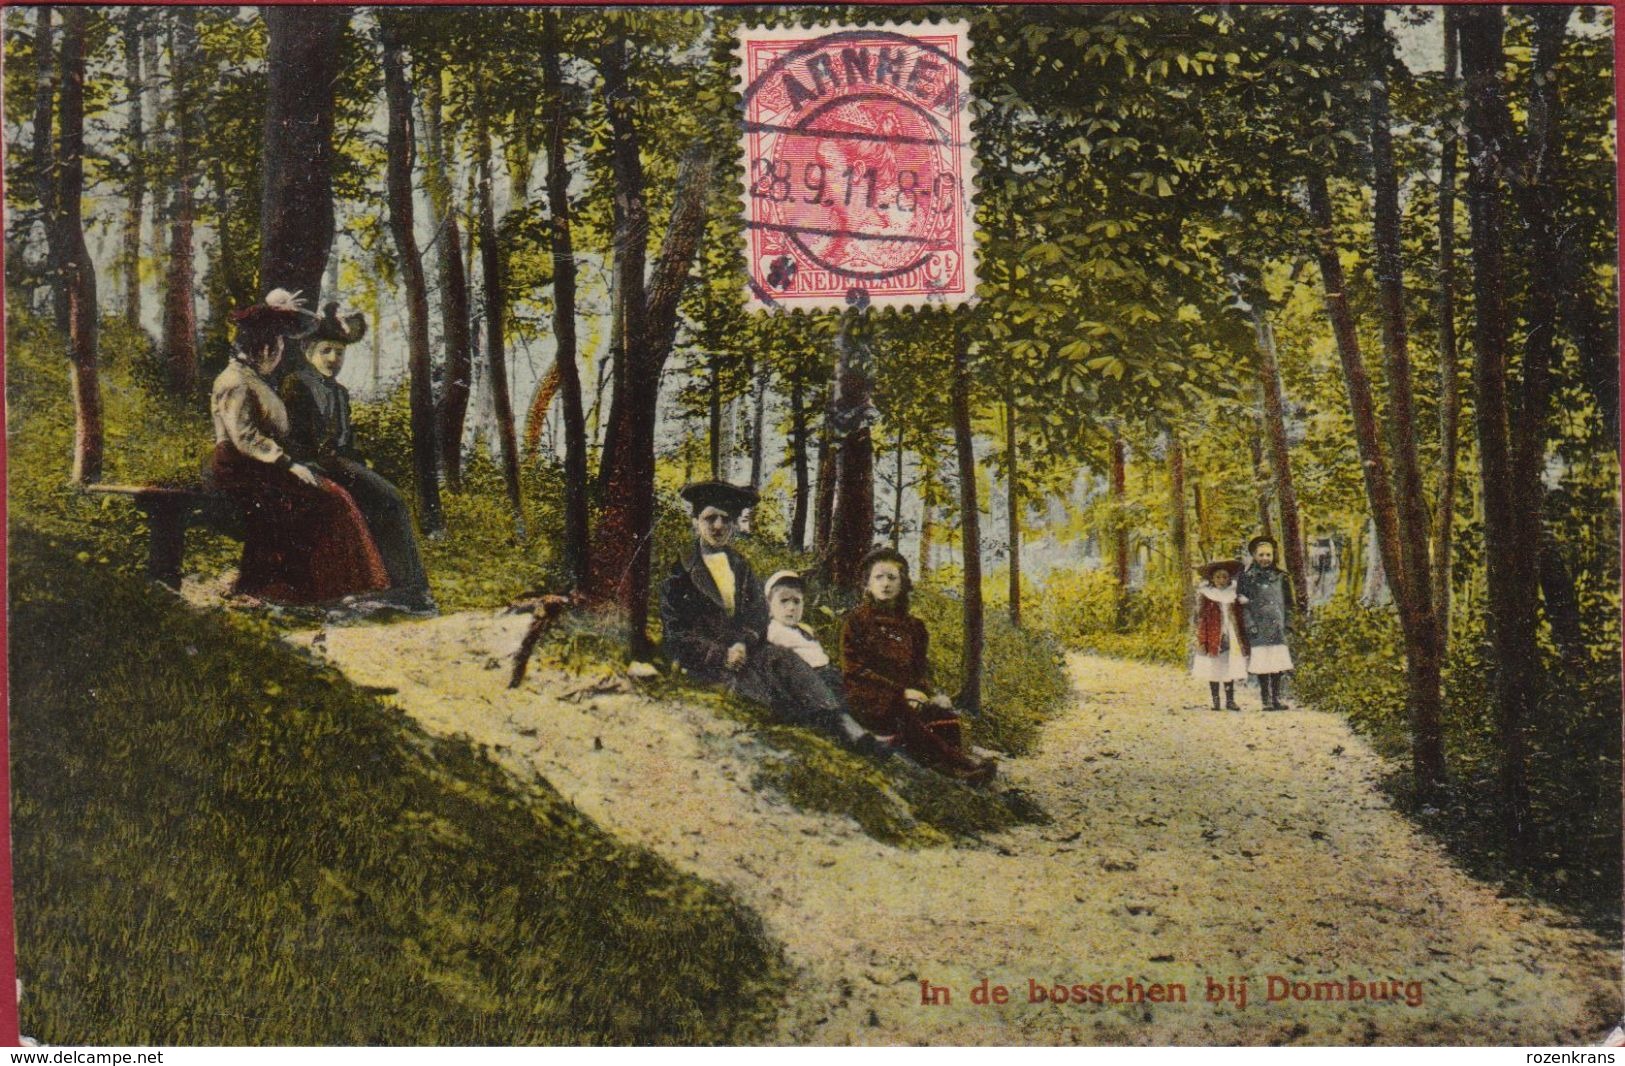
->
[660,480,877,750]
[281,303,435,615]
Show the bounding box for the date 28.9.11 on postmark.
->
[737,22,978,311]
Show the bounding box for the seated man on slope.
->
[658,480,879,754]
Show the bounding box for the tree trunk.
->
[1111,433,1129,612]
[586,36,712,656]
[829,316,876,589]
[1459,5,1534,854]
[260,7,346,303]
[813,427,836,559]
[1434,6,1462,651]
[1249,435,1273,538]
[1193,482,1211,560]
[1004,388,1021,627]
[1169,432,1191,622]
[749,357,768,493]
[161,9,199,396]
[380,26,445,535]
[58,8,102,484]
[120,9,145,331]
[541,25,589,587]
[951,327,983,713]
[421,66,473,491]
[1308,172,1408,615]
[885,430,902,549]
[1366,7,1446,790]
[1539,529,1586,669]
[918,496,933,578]
[477,116,525,530]
[708,356,724,478]
[31,7,65,331]
[789,377,810,550]
[1248,311,1308,608]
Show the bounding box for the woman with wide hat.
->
[209,289,389,606]
[281,302,435,614]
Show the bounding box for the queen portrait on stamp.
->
[737,21,977,311]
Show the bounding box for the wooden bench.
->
[85,484,242,590]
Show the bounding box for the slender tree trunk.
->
[1539,529,1586,668]
[421,66,473,491]
[1512,7,1567,565]
[1434,6,1462,651]
[161,8,199,395]
[749,357,768,493]
[1308,172,1408,615]
[1249,313,1308,606]
[1004,388,1021,626]
[260,7,346,303]
[918,496,933,577]
[541,26,589,587]
[120,9,145,331]
[1366,7,1446,790]
[1249,435,1273,538]
[58,9,102,484]
[477,116,525,529]
[32,7,65,331]
[1193,482,1211,560]
[813,427,836,559]
[1111,433,1129,620]
[789,377,810,550]
[829,316,876,589]
[586,37,711,655]
[142,23,162,282]
[891,429,905,550]
[380,26,445,534]
[708,356,724,477]
[951,328,983,713]
[1459,5,1534,854]
[1169,432,1191,621]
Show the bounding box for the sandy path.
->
[303,611,1621,1046]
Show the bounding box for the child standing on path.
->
[1192,560,1249,711]
[1237,535,1295,710]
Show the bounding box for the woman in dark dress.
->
[841,548,996,783]
[209,289,389,606]
[280,303,435,614]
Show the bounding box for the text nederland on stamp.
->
[736,21,978,311]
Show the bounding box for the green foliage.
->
[1296,595,1622,935]
[1027,567,1187,665]
[9,529,785,1044]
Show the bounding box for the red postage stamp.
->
[736,21,977,311]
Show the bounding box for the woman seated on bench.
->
[208,289,389,607]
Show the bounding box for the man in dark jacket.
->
[659,480,877,751]
[281,303,435,615]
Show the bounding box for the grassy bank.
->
[8,314,787,1042]
[10,528,786,1043]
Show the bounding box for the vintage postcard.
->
[2,1,1620,1049]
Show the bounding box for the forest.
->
[3,2,1621,1025]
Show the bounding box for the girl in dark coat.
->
[841,548,996,783]
[1237,535,1296,710]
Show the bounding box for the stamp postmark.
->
[736,21,977,311]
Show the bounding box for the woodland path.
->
[301,610,1620,1046]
